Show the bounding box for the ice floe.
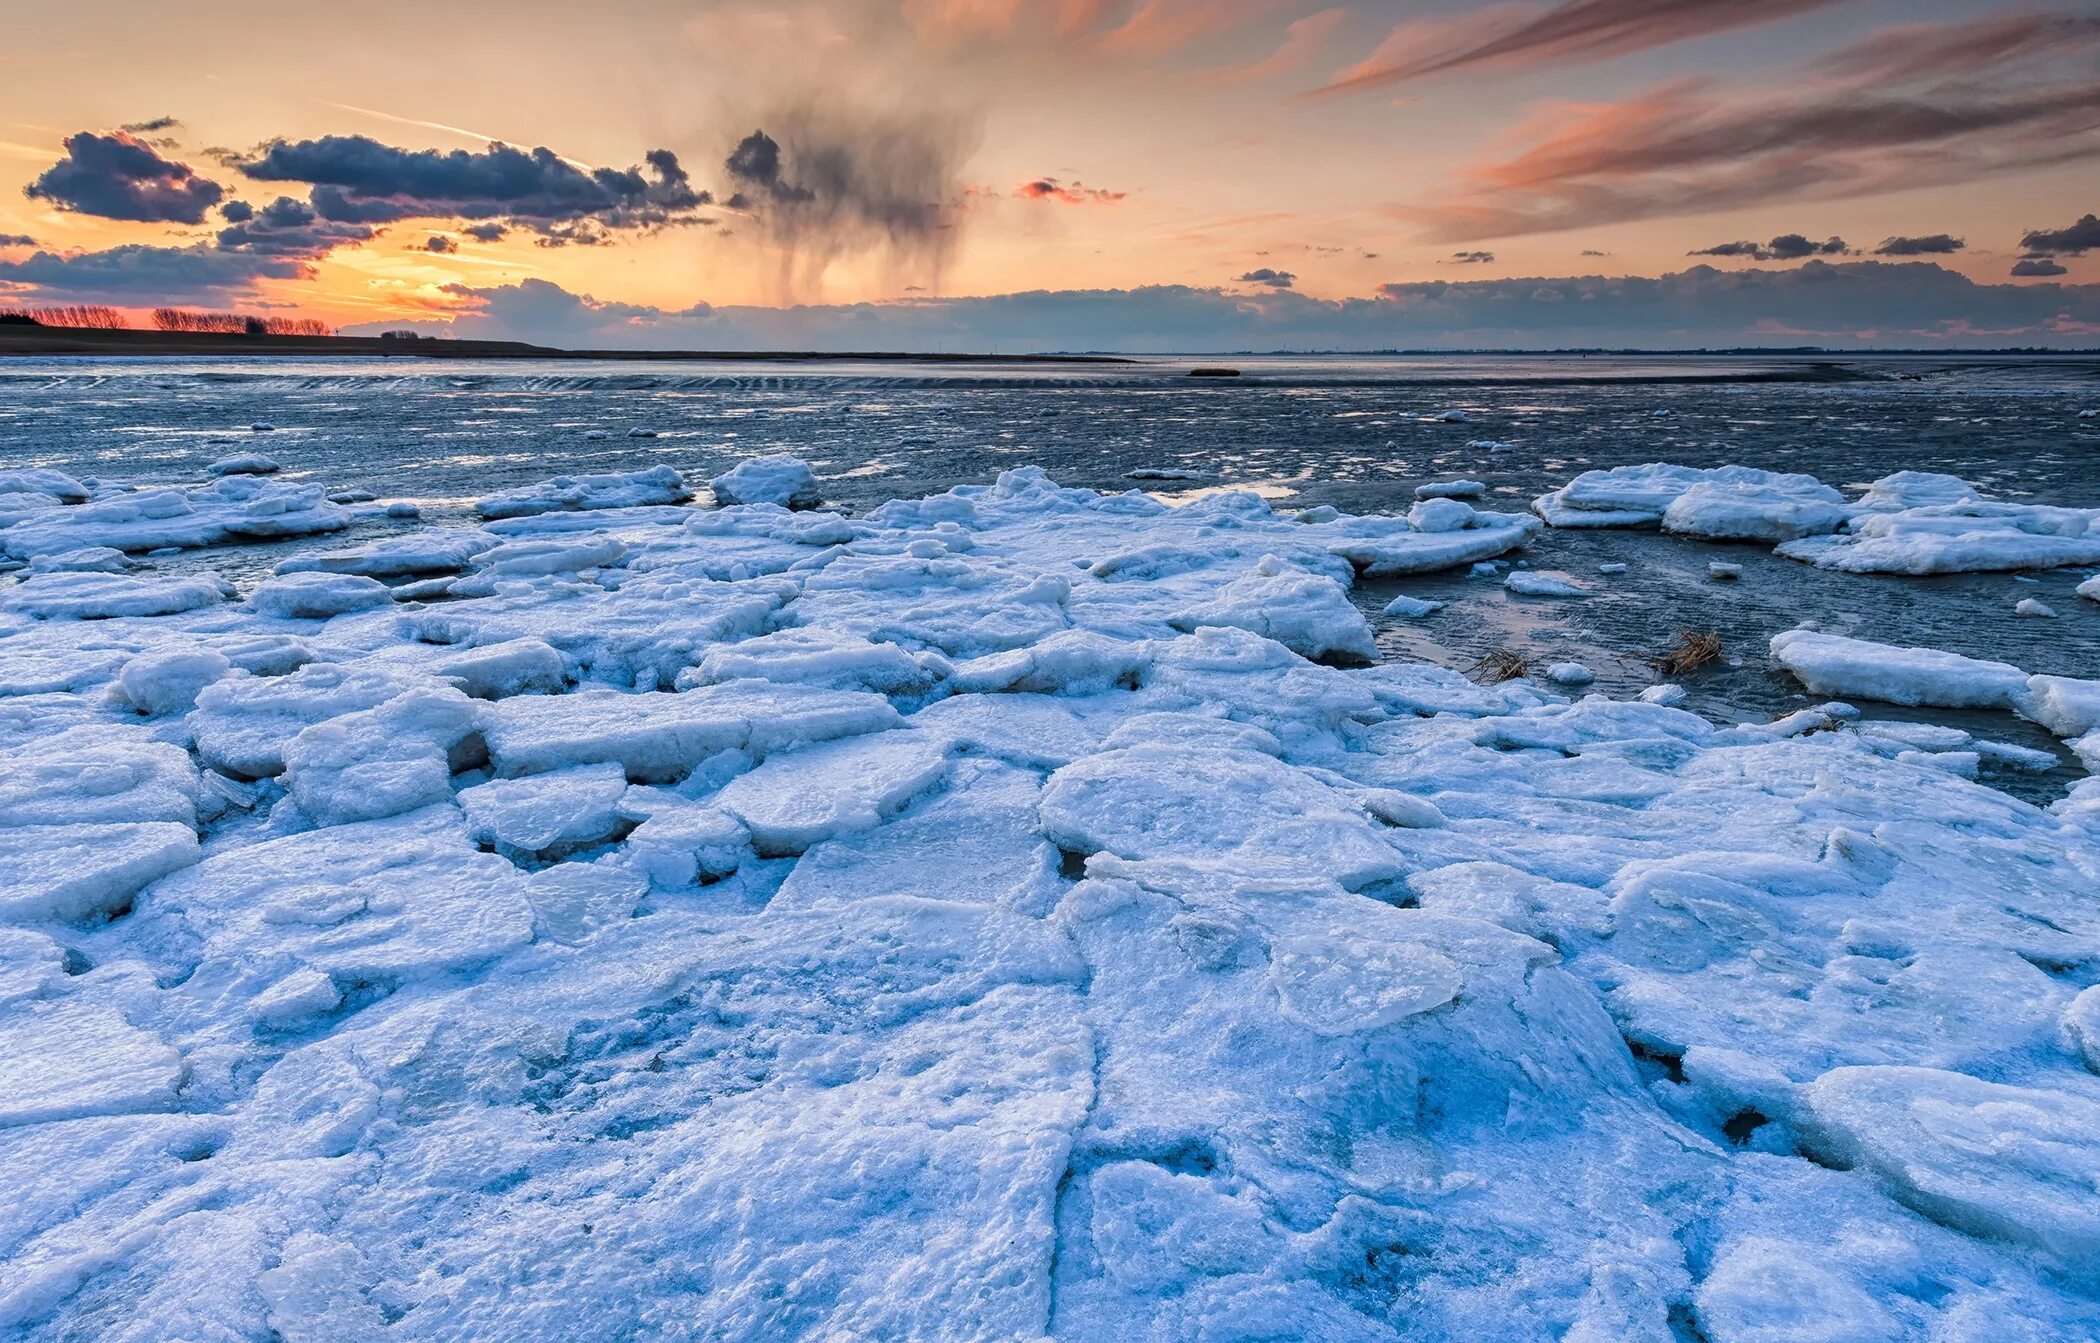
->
[709,455,821,509]
[0,459,2095,1341]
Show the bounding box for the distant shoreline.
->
[0,325,1135,365]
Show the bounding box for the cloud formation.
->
[0,234,34,248]
[1410,20,2100,242]
[720,109,979,298]
[214,196,374,258]
[231,135,709,236]
[24,131,225,224]
[1446,251,1496,264]
[2012,257,2069,277]
[2021,212,2100,255]
[1311,0,1839,97]
[365,262,2100,354]
[1873,233,1964,256]
[424,235,458,254]
[1015,177,1127,204]
[0,243,312,304]
[1236,267,1295,288]
[1690,234,1850,261]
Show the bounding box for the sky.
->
[2,0,2097,350]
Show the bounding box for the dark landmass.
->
[0,324,1134,365]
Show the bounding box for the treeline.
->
[0,305,333,336]
[153,309,333,336]
[0,304,129,328]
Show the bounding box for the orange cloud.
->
[1015,177,1127,204]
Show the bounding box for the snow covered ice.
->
[1,458,2099,1341]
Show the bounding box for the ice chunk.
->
[1407,498,1475,532]
[280,686,483,827]
[190,663,428,778]
[713,731,951,856]
[1039,745,1406,888]
[206,452,279,476]
[1800,1066,2100,1267]
[1708,561,1743,580]
[474,465,689,519]
[2080,574,2099,603]
[1327,511,1540,575]
[1169,556,1377,662]
[425,637,569,699]
[275,528,495,577]
[0,740,199,827]
[709,455,821,508]
[136,806,533,986]
[621,799,749,886]
[0,1003,183,1128]
[950,629,1146,695]
[2016,597,2056,618]
[1268,932,1461,1034]
[1544,661,1595,686]
[522,861,647,945]
[683,628,949,697]
[248,571,393,619]
[1415,479,1486,500]
[467,535,626,578]
[1382,593,1445,617]
[2,571,232,619]
[1769,630,2029,709]
[1535,463,1838,533]
[0,822,199,923]
[1779,499,2100,574]
[459,763,630,855]
[0,477,348,558]
[2023,675,2100,739]
[1661,479,1848,543]
[482,681,901,780]
[27,546,127,574]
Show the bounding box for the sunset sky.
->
[3,0,2097,349]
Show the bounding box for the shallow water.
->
[2,350,2096,800]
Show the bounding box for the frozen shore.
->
[1,458,2098,1341]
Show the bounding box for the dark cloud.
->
[0,244,311,304]
[1014,177,1127,204]
[120,116,181,134]
[1237,268,1296,288]
[371,262,2100,354]
[1873,233,1964,256]
[214,195,374,258]
[1689,235,1849,261]
[462,222,509,243]
[720,109,979,298]
[1311,0,1841,96]
[1446,251,1496,264]
[1580,249,1611,256]
[2012,257,2069,277]
[2020,213,2100,255]
[231,135,709,236]
[24,131,226,224]
[0,234,34,248]
[424,235,458,254]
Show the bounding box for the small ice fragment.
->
[626,427,659,438]
[2016,597,2056,617]
[1126,468,1203,481]
[1544,662,1594,686]
[385,501,419,519]
[1708,561,1743,580]
[1469,561,1503,576]
[585,430,608,440]
[1415,479,1486,500]
[1297,505,1341,523]
[1383,594,1445,618]
[250,422,276,432]
[1505,571,1589,597]
[1426,408,1471,423]
[1598,562,1628,574]
[1408,498,1475,533]
[1639,683,1687,705]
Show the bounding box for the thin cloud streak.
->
[1307,0,1841,98]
